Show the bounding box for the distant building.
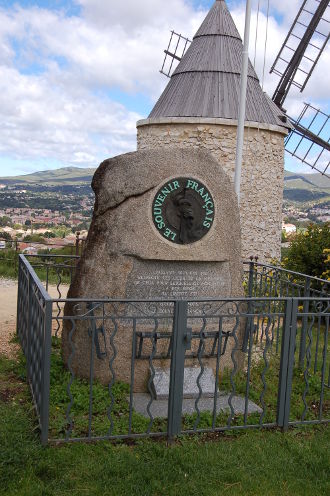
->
[22,246,39,255]
[282,223,297,235]
[137,0,291,261]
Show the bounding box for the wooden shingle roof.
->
[149,0,288,128]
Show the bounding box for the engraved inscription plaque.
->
[126,260,231,300]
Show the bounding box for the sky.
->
[0,0,329,177]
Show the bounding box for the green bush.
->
[282,222,330,281]
[43,231,56,238]
[0,231,12,241]
[23,234,45,242]
[0,215,12,227]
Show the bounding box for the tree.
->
[282,223,330,280]
[72,221,90,233]
[23,234,45,242]
[0,216,12,227]
[0,231,12,241]
[44,231,56,238]
[322,249,330,281]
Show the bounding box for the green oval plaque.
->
[152,177,215,245]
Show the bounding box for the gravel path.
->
[0,278,18,357]
[0,278,68,358]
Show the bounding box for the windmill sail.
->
[286,103,330,176]
[160,31,191,78]
[270,0,329,108]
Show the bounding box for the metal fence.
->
[0,235,84,275]
[244,258,329,367]
[245,257,329,298]
[16,254,329,445]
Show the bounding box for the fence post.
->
[277,298,298,431]
[26,271,33,379]
[242,258,255,351]
[299,277,311,368]
[14,240,18,274]
[168,300,189,440]
[16,256,21,338]
[40,300,52,446]
[75,232,80,257]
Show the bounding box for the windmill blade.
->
[160,31,191,78]
[301,31,329,91]
[270,0,329,108]
[286,103,330,176]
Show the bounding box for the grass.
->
[1,272,329,495]
[221,334,329,425]
[0,352,329,495]
[0,249,18,279]
[0,327,329,495]
[41,320,329,441]
[0,262,17,279]
[6,325,330,441]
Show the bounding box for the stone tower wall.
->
[137,118,287,262]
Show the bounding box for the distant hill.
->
[284,170,330,189]
[283,171,330,203]
[1,166,329,205]
[0,166,96,186]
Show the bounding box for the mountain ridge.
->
[284,171,330,191]
[1,166,329,193]
[0,166,97,186]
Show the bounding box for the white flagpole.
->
[234,0,252,203]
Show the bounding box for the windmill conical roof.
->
[149,0,287,127]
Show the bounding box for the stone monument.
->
[62,147,243,391]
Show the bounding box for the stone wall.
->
[137,118,287,262]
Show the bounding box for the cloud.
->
[0,0,328,174]
[0,65,140,165]
[75,0,199,31]
[1,1,204,97]
[0,1,207,171]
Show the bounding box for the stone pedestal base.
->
[151,367,216,399]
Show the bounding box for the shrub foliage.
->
[283,223,330,280]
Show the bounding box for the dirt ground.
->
[0,278,68,357]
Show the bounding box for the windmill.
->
[159,0,330,176]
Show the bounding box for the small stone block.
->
[151,367,216,400]
[131,393,262,419]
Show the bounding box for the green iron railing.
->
[16,254,329,445]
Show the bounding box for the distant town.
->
[0,178,94,251]
[282,201,330,233]
[0,167,329,251]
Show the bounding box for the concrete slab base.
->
[131,393,262,419]
[151,367,216,399]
